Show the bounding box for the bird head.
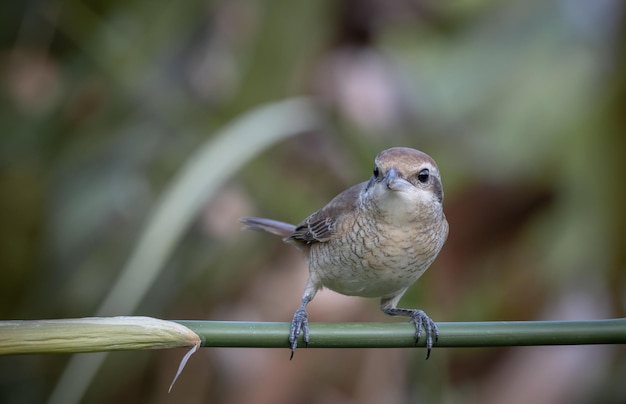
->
[362,147,445,222]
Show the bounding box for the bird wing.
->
[289,182,366,244]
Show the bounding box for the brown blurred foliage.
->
[1,0,625,403]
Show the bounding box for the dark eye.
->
[417,169,430,183]
[373,166,380,178]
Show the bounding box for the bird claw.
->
[410,310,439,359]
[289,307,309,359]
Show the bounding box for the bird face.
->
[363,147,444,222]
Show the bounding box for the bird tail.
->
[240,217,296,238]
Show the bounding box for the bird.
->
[241,147,448,359]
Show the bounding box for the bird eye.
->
[417,169,430,183]
[373,166,380,178]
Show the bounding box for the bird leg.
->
[289,297,309,359]
[289,281,318,359]
[380,295,439,359]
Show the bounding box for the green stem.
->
[175,319,626,348]
[2,318,623,356]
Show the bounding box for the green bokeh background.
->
[1,0,625,403]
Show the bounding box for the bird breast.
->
[308,208,447,298]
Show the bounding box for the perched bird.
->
[241,147,448,358]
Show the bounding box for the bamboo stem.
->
[2,318,624,356]
[175,319,626,348]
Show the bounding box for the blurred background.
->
[1,0,625,403]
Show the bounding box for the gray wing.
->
[289,182,366,244]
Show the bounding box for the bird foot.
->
[409,310,439,359]
[289,306,309,359]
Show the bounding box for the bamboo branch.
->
[1,318,624,356]
[175,319,626,349]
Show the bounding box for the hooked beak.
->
[384,168,411,192]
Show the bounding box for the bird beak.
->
[385,168,411,192]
